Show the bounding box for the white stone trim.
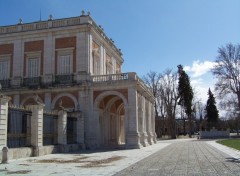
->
[21,95,44,106]
[0,54,12,58]
[94,91,128,108]
[56,47,74,53]
[24,51,42,56]
[51,92,78,110]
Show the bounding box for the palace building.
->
[0,11,156,152]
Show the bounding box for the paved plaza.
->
[0,139,239,175]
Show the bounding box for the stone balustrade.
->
[199,128,230,139]
[0,15,122,56]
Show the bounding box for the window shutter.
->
[0,60,10,80]
[27,58,39,77]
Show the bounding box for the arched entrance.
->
[94,91,127,148]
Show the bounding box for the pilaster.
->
[0,96,11,149]
[44,34,54,74]
[27,104,44,156]
[27,105,44,147]
[146,100,154,145]
[68,111,85,149]
[140,96,148,147]
[126,88,141,149]
[44,93,52,111]
[152,102,157,143]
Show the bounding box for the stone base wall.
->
[199,130,230,139]
[7,147,33,161]
[33,145,59,156]
[2,144,85,161]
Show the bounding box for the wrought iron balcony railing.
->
[54,74,75,85]
[23,77,41,88]
[0,79,11,89]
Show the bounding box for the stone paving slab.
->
[0,141,171,176]
[114,139,240,176]
[0,139,239,176]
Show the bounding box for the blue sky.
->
[0,0,240,106]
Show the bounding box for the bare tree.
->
[143,70,178,139]
[142,71,161,118]
[158,69,179,139]
[212,43,240,110]
[212,43,240,134]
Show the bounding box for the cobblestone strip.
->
[189,141,203,175]
[195,141,224,175]
[114,140,240,176]
[198,141,240,176]
[171,142,188,175]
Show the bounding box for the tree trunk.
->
[237,93,240,136]
[188,115,192,138]
[171,118,176,139]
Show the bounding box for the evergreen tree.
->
[177,65,194,137]
[205,88,219,128]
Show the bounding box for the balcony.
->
[0,79,11,89]
[91,72,152,94]
[54,74,75,85]
[23,77,41,88]
[1,73,152,97]
[92,73,129,82]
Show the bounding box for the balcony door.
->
[57,55,72,75]
[0,57,10,80]
[27,57,39,78]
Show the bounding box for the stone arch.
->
[94,90,128,148]
[94,91,128,109]
[51,93,78,110]
[21,95,44,106]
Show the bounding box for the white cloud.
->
[184,60,216,104]
[184,60,215,78]
[185,60,227,117]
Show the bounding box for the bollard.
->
[2,147,9,164]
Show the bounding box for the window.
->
[25,52,41,78]
[92,41,101,75]
[57,49,73,75]
[0,56,10,80]
[106,54,113,74]
[58,55,71,75]
[27,57,39,77]
[93,57,100,75]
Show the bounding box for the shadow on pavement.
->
[225,157,240,163]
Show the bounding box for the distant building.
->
[0,12,156,150]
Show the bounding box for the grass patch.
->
[217,139,240,151]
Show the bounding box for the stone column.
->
[0,96,11,152]
[58,110,67,146]
[126,88,141,149]
[146,100,154,145]
[69,111,85,149]
[140,96,148,147]
[151,102,157,143]
[27,104,44,156]
[77,113,85,149]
